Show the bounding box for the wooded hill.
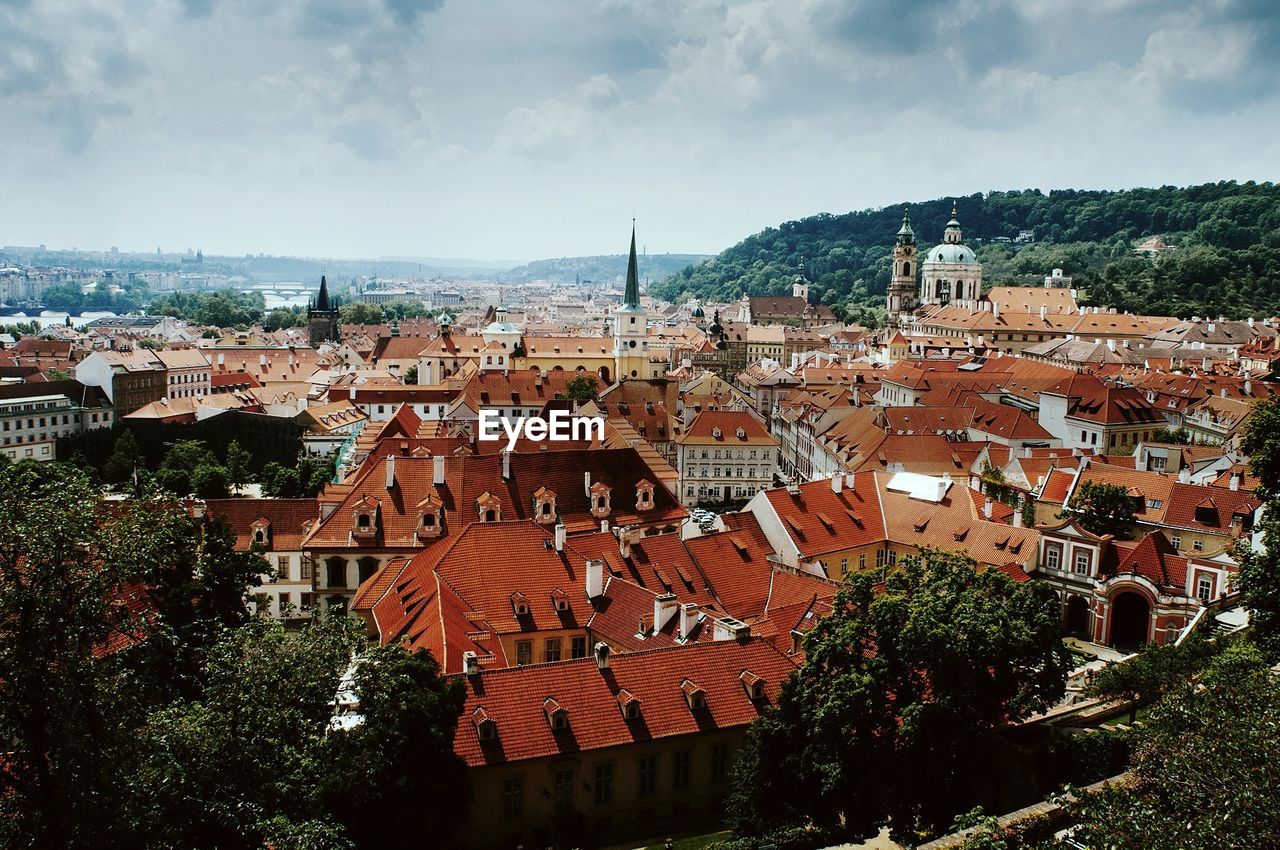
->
[651,181,1280,327]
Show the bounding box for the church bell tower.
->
[886,208,918,326]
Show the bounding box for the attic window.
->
[740,670,766,700]
[712,427,723,439]
[736,427,746,439]
[473,707,497,741]
[681,679,707,710]
[551,588,570,612]
[510,592,529,616]
[544,698,569,730]
[617,690,642,720]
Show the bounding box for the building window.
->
[571,636,588,659]
[672,750,691,790]
[544,638,562,663]
[1044,543,1061,570]
[711,744,729,782]
[859,553,866,570]
[594,763,614,805]
[1196,576,1214,602]
[840,557,848,575]
[1171,535,1182,550]
[554,769,575,813]
[276,556,290,578]
[637,755,657,797]
[1073,550,1090,575]
[1193,539,1204,552]
[502,776,524,819]
[325,557,348,588]
[516,640,533,666]
[357,557,379,583]
[300,555,313,580]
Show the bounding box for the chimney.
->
[554,523,566,552]
[1178,467,1191,484]
[679,602,699,640]
[593,641,611,669]
[217,352,224,366]
[1245,379,1253,395]
[983,497,993,520]
[585,559,604,598]
[462,651,480,676]
[992,301,1000,319]
[431,453,446,485]
[259,353,267,367]
[1230,472,1240,491]
[1013,504,1024,527]
[654,593,678,633]
[600,519,609,533]
[1039,305,1047,320]
[385,454,396,489]
[713,616,751,641]
[348,386,356,401]
[501,449,511,480]
[845,471,856,490]
[619,534,631,559]
[831,474,842,494]
[584,470,591,497]
[288,351,295,368]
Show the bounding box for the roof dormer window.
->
[550,588,570,613]
[740,670,766,700]
[617,689,641,720]
[510,592,529,616]
[635,479,655,511]
[681,678,707,710]
[473,707,497,741]
[590,481,612,518]
[533,486,557,525]
[477,491,502,523]
[544,698,569,730]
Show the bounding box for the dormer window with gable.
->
[590,481,612,518]
[510,591,529,617]
[550,588,570,613]
[416,494,444,540]
[681,678,707,710]
[533,486,558,524]
[740,670,766,700]
[635,480,655,512]
[473,707,497,741]
[617,689,641,720]
[477,491,502,523]
[250,518,271,548]
[352,497,379,540]
[712,426,723,439]
[736,427,746,439]
[544,698,569,730]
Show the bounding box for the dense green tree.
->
[1053,643,1280,850]
[224,440,252,494]
[264,307,305,331]
[260,461,301,498]
[726,549,1071,844]
[1059,480,1138,539]
[402,364,418,385]
[338,302,385,325]
[0,464,143,848]
[318,644,469,849]
[1237,396,1280,658]
[559,372,600,400]
[103,429,144,485]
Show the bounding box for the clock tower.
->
[885,208,918,326]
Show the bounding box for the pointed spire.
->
[624,220,640,308]
[316,275,331,311]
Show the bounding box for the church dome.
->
[924,243,978,265]
[691,304,706,318]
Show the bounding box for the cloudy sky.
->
[2,0,1278,262]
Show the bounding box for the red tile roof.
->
[762,473,887,560]
[453,638,797,766]
[203,498,318,550]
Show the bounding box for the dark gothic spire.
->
[315,275,331,311]
[624,220,640,308]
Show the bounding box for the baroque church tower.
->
[885,208,918,326]
[613,222,649,381]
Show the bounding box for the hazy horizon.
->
[4,0,1279,261]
